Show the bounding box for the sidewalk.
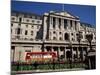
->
[11,68,85,74]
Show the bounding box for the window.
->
[53,17,55,28]
[26,25,28,28]
[71,33,73,35]
[64,19,67,29]
[64,33,69,40]
[17,28,21,34]
[11,23,13,27]
[53,37,56,40]
[32,20,34,23]
[11,29,12,33]
[26,19,29,22]
[59,37,62,40]
[59,18,61,28]
[11,17,15,20]
[19,17,22,22]
[11,46,15,50]
[31,25,34,28]
[25,30,28,35]
[53,31,56,34]
[72,38,74,41]
[31,31,33,35]
[75,21,77,30]
[30,38,33,41]
[59,32,61,34]
[18,24,21,27]
[37,21,40,23]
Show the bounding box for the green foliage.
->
[11,63,86,71]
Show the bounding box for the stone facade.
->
[11,11,96,62]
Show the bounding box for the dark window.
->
[31,25,34,28]
[11,17,15,20]
[25,38,28,40]
[26,25,28,28]
[64,19,67,29]
[71,33,73,35]
[53,37,56,40]
[19,17,22,22]
[75,21,77,30]
[18,24,21,26]
[37,21,40,23]
[26,19,29,22]
[11,46,15,49]
[25,30,28,35]
[59,32,61,34]
[32,20,34,23]
[17,28,21,34]
[11,23,13,27]
[65,33,69,40]
[53,31,56,34]
[11,29,12,33]
[53,17,55,28]
[59,37,62,40]
[31,31,33,35]
[30,38,33,40]
[72,38,74,41]
[59,18,61,28]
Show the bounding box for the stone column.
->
[77,21,80,31]
[76,47,79,58]
[71,47,74,62]
[57,47,60,61]
[50,17,53,29]
[67,20,70,29]
[55,18,58,29]
[72,21,75,30]
[61,19,64,30]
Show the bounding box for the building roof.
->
[80,22,95,28]
[49,11,79,19]
[11,10,43,19]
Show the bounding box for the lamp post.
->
[85,34,93,51]
[69,42,72,68]
[77,31,83,62]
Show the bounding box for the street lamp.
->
[68,41,72,68]
[77,31,83,61]
[85,33,93,51]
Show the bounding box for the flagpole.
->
[62,4,64,11]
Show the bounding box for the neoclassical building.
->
[11,11,96,62]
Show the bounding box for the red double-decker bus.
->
[25,52,57,63]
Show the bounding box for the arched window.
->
[53,37,56,40]
[64,33,69,41]
[59,37,62,40]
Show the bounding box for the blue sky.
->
[11,0,96,26]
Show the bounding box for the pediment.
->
[52,11,78,19]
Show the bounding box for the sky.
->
[11,0,96,26]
